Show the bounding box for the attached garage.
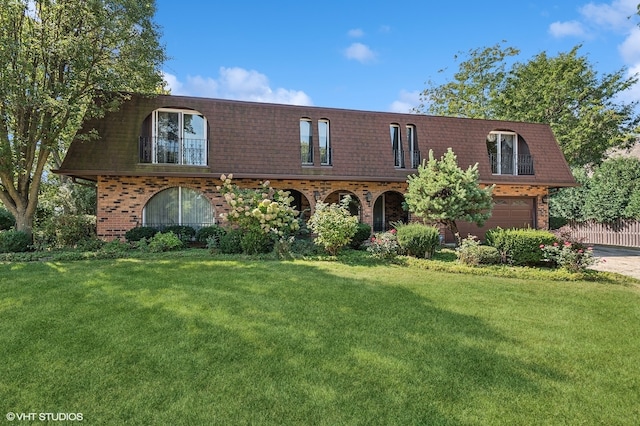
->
[446,197,535,243]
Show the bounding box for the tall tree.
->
[404,149,494,244]
[414,42,520,119]
[0,0,166,237]
[415,44,639,166]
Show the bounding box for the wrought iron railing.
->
[139,137,207,165]
[411,150,421,169]
[489,153,534,175]
[393,149,405,168]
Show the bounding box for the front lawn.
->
[1,253,638,424]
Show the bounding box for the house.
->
[56,94,577,242]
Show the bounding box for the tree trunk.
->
[13,207,34,240]
[445,220,461,246]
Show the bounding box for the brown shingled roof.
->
[57,94,576,187]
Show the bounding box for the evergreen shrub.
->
[395,223,440,259]
[125,226,158,242]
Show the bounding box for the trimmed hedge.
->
[162,225,196,243]
[125,226,158,242]
[396,223,440,259]
[485,228,557,266]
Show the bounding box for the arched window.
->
[140,108,208,165]
[486,131,534,175]
[143,187,214,229]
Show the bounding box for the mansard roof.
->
[57,94,576,187]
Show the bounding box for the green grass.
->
[1,252,639,425]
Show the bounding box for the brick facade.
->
[97,175,550,241]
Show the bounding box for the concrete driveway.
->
[590,245,640,280]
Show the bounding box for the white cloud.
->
[549,20,587,38]
[579,0,638,32]
[347,28,364,38]
[344,42,377,63]
[389,90,421,113]
[162,68,313,106]
[618,26,640,64]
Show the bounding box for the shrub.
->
[218,174,300,241]
[163,225,196,243]
[395,223,440,259]
[195,225,226,243]
[274,236,295,260]
[456,235,501,266]
[486,227,557,266]
[147,232,184,253]
[290,237,320,256]
[0,207,15,231]
[350,223,372,249]
[125,226,158,242]
[308,197,358,256]
[241,229,274,255]
[0,230,32,253]
[367,229,400,260]
[98,239,132,258]
[218,228,244,254]
[38,214,96,248]
[541,241,599,273]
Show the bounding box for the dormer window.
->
[140,108,208,165]
[486,131,534,175]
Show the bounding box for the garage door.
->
[446,197,535,243]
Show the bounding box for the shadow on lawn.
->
[9,258,568,424]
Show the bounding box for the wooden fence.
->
[565,220,640,248]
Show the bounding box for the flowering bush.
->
[217,174,300,249]
[456,235,500,266]
[367,229,399,260]
[540,241,599,273]
[308,197,358,255]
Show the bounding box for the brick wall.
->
[97,175,550,240]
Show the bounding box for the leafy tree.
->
[416,44,639,166]
[0,0,166,238]
[414,42,519,119]
[583,157,640,222]
[404,149,494,244]
[549,167,590,222]
[308,197,358,256]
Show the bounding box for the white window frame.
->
[319,119,331,165]
[300,118,313,165]
[390,124,403,168]
[488,131,518,175]
[152,108,208,166]
[407,125,417,168]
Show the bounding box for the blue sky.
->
[155,0,640,113]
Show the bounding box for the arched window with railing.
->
[486,130,534,175]
[140,108,208,166]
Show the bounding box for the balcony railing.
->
[411,150,421,169]
[393,149,405,168]
[489,153,534,175]
[139,137,207,165]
